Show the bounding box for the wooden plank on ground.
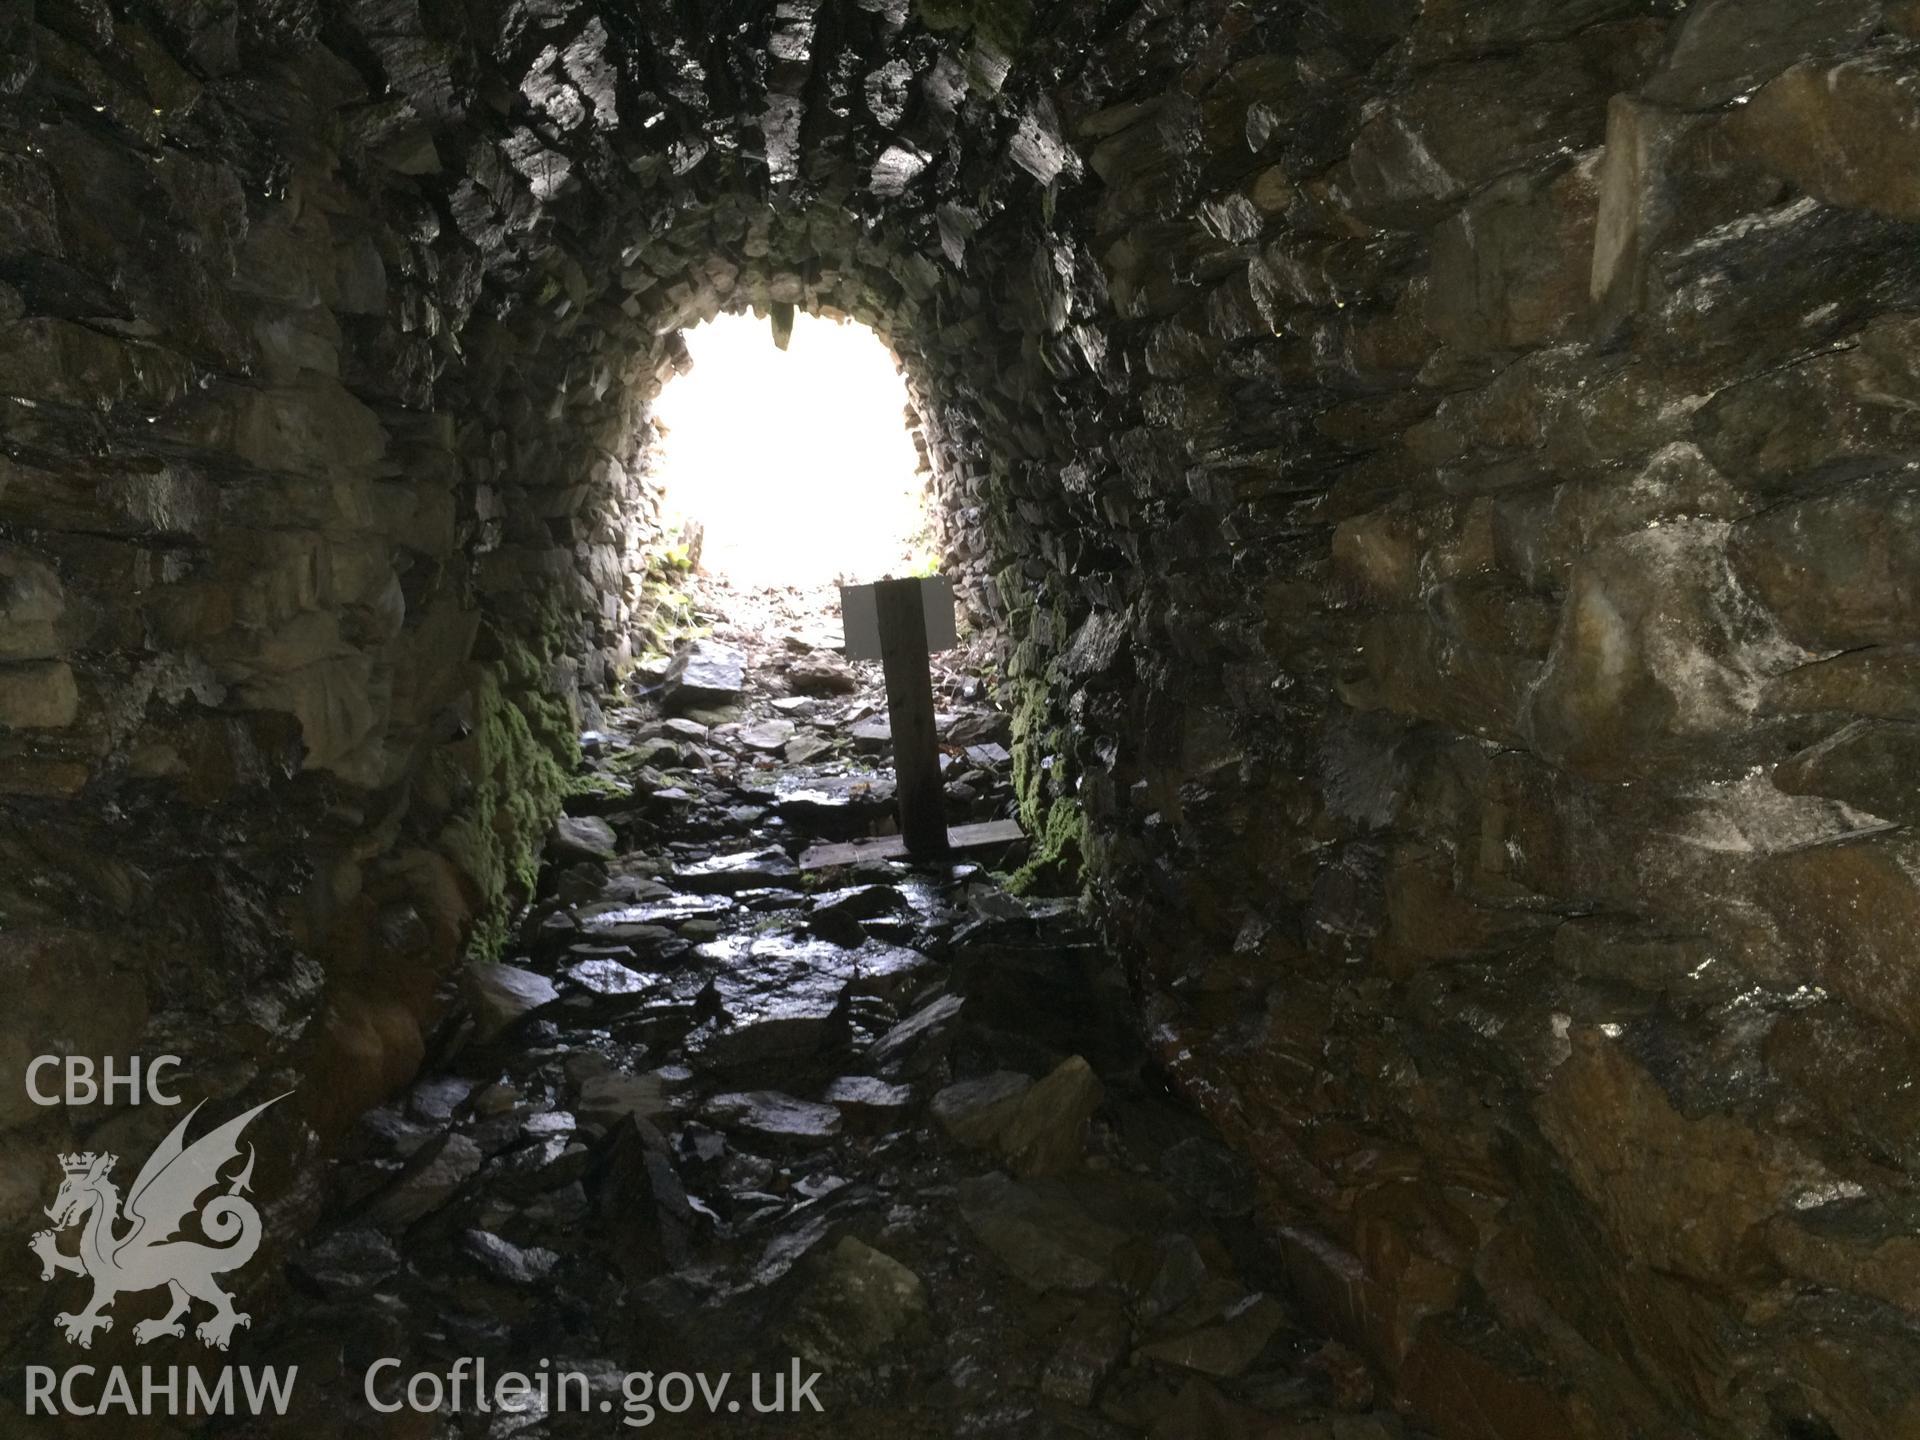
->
[800,818,1026,872]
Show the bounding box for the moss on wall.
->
[434,542,709,962]
[1005,794,1085,895]
[433,648,578,963]
[1007,644,1088,892]
[914,0,1031,55]
[1009,678,1055,834]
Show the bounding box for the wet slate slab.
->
[463,1228,563,1285]
[770,768,897,833]
[565,957,653,995]
[663,638,746,713]
[576,894,734,927]
[674,845,800,891]
[703,1090,844,1146]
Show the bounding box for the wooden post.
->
[872,576,948,856]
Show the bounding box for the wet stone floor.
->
[229,585,1420,1440]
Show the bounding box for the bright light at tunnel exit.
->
[651,311,929,589]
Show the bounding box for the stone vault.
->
[6,0,1920,1434]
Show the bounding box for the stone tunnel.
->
[5,0,1920,1435]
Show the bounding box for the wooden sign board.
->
[840,576,956,661]
[801,573,1023,868]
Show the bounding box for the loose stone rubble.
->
[220,590,1415,1440]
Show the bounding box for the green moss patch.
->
[1005,795,1085,895]
[434,642,578,962]
[914,0,1031,56]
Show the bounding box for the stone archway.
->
[7,1,1920,1433]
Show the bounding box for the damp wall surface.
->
[6,1,1920,1433]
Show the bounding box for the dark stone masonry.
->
[5,0,1920,1435]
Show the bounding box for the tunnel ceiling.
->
[9,0,1920,1435]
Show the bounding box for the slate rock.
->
[932,1070,1033,1147]
[786,649,859,695]
[551,813,618,861]
[1773,720,1920,826]
[1042,1301,1132,1406]
[1645,0,1880,110]
[407,1075,476,1125]
[1733,55,1920,221]
[867,992,966,1075]
[464,962,559,1041]
[0,660,79,728]
[1525,522,1800,779]
[462,1228,562,1286]
[293,1227,402,1296]
[784,733,833,765]
[932,1058,1102,1176]
[1136,1293,1288,1378]
[814,884,907,922]
[780,1236,928,1370]
[576,1071,670,1130]
[675,846,800,892]
[1762,646,1920,722]
[1731,476,1920,650]
[697,1009,837,1068]
[566,957,653,996]
[663,638,747,713]
[368,1133,484,1228]
[1157,1135,1258,1218]
[703,1090,844,1147]
[822,1075,915,1131]
[958,1173,1128,1293]
[739,717,795,752]
[598,1118,701,1281]
[995,1055,1104,1177]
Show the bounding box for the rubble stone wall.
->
[5,0,1920,1432]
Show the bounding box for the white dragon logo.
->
[28,1095,285,1350]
